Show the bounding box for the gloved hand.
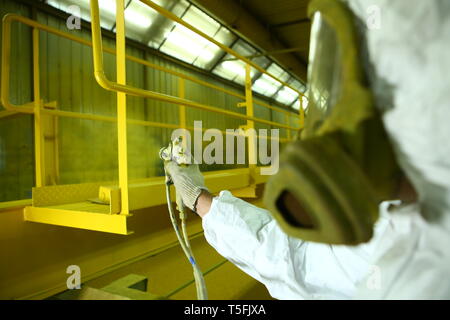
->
[164,161,208,212]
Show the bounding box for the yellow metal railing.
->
[1,1,305,216]
[89,0,305,215]
[0,15,302,129]
[140,0,306,113]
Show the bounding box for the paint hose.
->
[164,178,208,300]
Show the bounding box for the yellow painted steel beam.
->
[24,205,131,235]
[0,199,32,211]
[32,182,110,207]
[33,28,44,187]
[1,195,269,299]
[230,186,257,198]
[23,168,255,235]
[99,168,251,211]
[0,165,270,212]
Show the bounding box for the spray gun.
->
[160,136,208,300]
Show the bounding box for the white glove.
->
[164,161,208,212]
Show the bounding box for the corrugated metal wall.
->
[0,0,300,202]
[0,0,33,202]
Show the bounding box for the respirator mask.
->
[264,0,402,245]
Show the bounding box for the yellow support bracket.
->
[24,206,131,235]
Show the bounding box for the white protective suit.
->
[202,0,450,299]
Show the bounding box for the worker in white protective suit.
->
[164,0,450,299]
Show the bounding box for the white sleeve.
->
[202,191,378,300]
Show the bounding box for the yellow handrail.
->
[1,14,301,129]
[0,5,298,223]
[140,0,305,122]
[89,0,299,131]
[139,0,305,99]
[1,15,34,114]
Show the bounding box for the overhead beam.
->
[271,18,311,29]
[222,47,304,62]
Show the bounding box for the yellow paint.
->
[178,78,186,129]
[115,0,130,216]
[0,0,300,300]
[88,1,298,130]
[245,64,257,185]
[33,28,44,187]
[0,196,271,299]
[24,205,130,235]
[2,14,300,129]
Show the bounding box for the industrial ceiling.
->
[45,0,310,109]
[191,0,311,82]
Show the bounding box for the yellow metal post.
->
[33,27,44,187]
[285,113,291,140]
[245,64,257,189]
[116,0,130,215]
[42,101,59,185]
[178,78,189,153]
[178,78,186,129]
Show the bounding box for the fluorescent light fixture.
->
[276,86,299,107]
[45,0,301,104]
[125,1,155,30]
[214,27,236,47]
[253,74,281,97]
[193,43,221,68]
[161,22,224,67]
[222,60,246,77]
[182,6,220,38]
[266,63,290,84]
[232,40,256,56]
[212,58,253,84]
[99,0,116,16]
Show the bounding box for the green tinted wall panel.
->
[0,0,299,201]
[0,0,33,201]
